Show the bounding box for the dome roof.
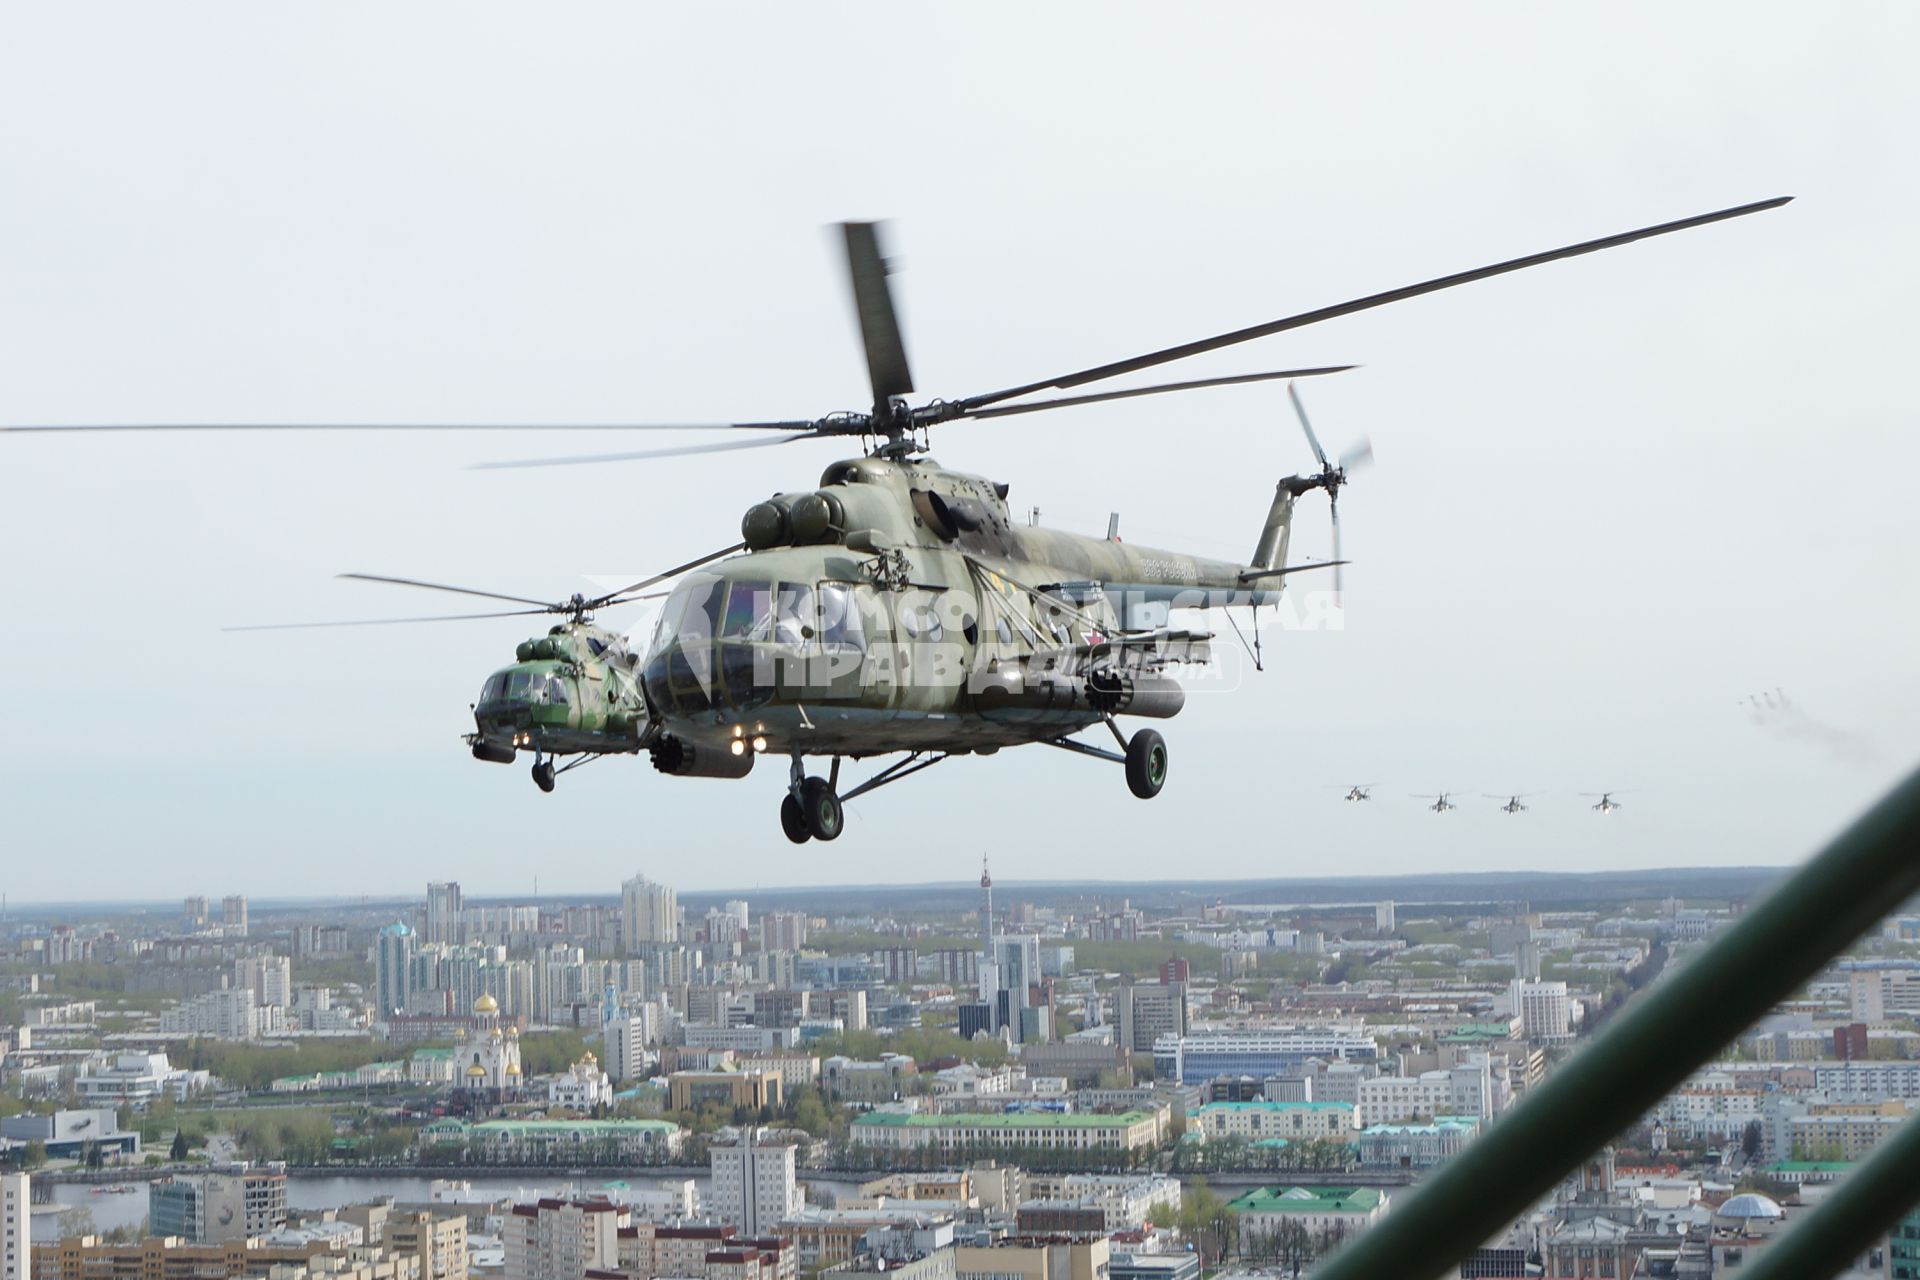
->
[1717,1193,1784,1221]
[505,1025,520,1037]
[473,994,499,1013]
[466,1064,487,1078]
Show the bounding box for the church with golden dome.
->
[457,992,523,1098]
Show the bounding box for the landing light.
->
[729,739,747,757]
[751,736,768,753]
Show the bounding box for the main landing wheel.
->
[531,761,556,793]
[1125,729,1168,800]
[780,794,811,844]
[800,777,844,841]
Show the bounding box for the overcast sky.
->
[3,4,1916,903]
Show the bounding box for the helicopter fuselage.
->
[469,453,1300,776]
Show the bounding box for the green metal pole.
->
[1310,764,1920,1280]
[1739,1111,1920,1280]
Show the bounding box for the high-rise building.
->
[1891,1204,1920,1280]
[760,912,807,953]
[724,899,750,932]
[1509,979,1573,1042]
[183,897,210,930]
[149,1166,289,1243]
[233,955,292,1007]
[504,1196,623,1280]
[1117,982,1188,1054]
[426,882,464,946]
[388,1209,470,1280]
[1158,956,1190,986]
[1,1172,28,1280]
[709,1130,801,1237]
[622,875,678,953]
[376,922,418,1018]
[220,895,248,937]
[1375,901,1397,932]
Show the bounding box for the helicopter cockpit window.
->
[649,575,724,656]
[479,673,507,704]
[506,671,533,701]
[774,584,814,646]
[721,581,775,640]
[544,676,569,706]
[817,582,865,652]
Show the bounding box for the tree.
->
[1741,1120,1763,1161]
[21,1142,46,1170]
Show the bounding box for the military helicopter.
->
[1415,793,1460,813]
[7,199,1790,842]
[1585,792,1624,814]
[1486,793,1533,815]
[1343,784,1375,802]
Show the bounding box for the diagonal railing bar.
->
[1310,763,1920,1280]
[1738,1109,1920,1280]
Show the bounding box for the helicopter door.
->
[813,581,875,706]
[892,588,971,713]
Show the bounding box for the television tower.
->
[978,856,999,1010]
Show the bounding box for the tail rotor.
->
[1286,383,1372,600]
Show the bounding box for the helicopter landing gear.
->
[1124,728,1168,800]
[531,759,556,793]
[782,754,843,842]
[780,794,810,844]
[1041,721,1169,800]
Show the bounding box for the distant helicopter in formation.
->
[1487,793,1532,815]
[1343,784,1375,802]
[4,199,1790,842]
[1415,793,1459,814]
[1585,792,1624,814]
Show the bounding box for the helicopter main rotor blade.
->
[960,367,1355,421]
[957,196,1792,411]
[1330,495,1343,599]
[1236,559,1348,583]
[590,542,747,608]
[1288,382,1329,468]
[224,607,556,632]
[470,431,826,470]
[1,420,821,434]
[337,573,561,609]
[1339,436,1374,470]
[843,221,914,409]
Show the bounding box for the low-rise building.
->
[850,1111,1160,1157]
[1190,1101,1359,1143]
[667,1069,782,1113]
[1228,1186,1389,1239]
[1,1111,141,1162]
[1355,1117,1480,1169]
[73,1051,211,1104]
[548,1054,613,1111]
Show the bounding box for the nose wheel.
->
[531,760,556,793]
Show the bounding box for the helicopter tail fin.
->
[1250,480,1300,572]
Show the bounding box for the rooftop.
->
[1228,1187,1384,1215]
[854,1111,1151,1129]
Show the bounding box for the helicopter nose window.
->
[479,673,508,705]
[506,671,534,702]
[774,584,815,646]
[721,581,775,639]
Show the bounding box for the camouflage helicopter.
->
[9,199,1789,842]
